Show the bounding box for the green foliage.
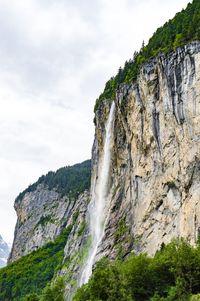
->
[0,226,72,301]
[16,160,91,203]
[72,210,80,224]
[94,0,200,112]
[23,293,40,301]
[73,239,200,301]
[191,295,200,301]
[37,215,55,227]
[23,278,65,301]
[73,258,131,301]
[77,220,87,237]
[114,218,128,242]
[40,277,65,301]
[114,218,129,259]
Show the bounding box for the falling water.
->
[80,101,115,285]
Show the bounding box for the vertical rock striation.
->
[92,42,200,259]
[8,185,90,263]
[8,160,91,263]
[7,42,200,300]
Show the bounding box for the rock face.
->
[9,185,88,262]
[0,235,10,267]
[93,42,200,259]
[9,160,91,263]
[8,41,200,299]
[8,160,91,300]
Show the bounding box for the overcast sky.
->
[0,0,189,244]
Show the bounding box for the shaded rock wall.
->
[9,185,89,263]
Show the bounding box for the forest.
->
[16,160,91,203]
[73,240,200,301]
[94,0,200,112]
[0,226,72,301]
[2,239,200,300]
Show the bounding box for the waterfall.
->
[80,101,115,285]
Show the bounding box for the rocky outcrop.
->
[8,160,91,264]
[9,185,89,262]
[9,184,89,263]
[61,191,91,300]
[93,42,200,259]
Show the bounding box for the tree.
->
[24,293,40,301]
[40,277,65,301]
[173,33,183,49]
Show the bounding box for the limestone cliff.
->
[9,186,89,263]
[8,42,200,300]
[93,42,200,259]
[9,160,91,263]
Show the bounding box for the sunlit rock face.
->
[7,42,200,300]
[0,235,10,267]
[93,42,200,259]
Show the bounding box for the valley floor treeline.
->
[0,226,71,300]
[74,240,200,301]
[1,239,200,300]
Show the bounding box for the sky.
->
[0,0,190,244]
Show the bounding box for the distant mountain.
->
[0,235,10,267]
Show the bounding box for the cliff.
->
[92,42,200,260]
[9,160,91,263]
[7,42,200,301]
[7,42,200,300]
[9,186,89,263]
[3,0,200,299]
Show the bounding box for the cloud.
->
[0,0,189,243]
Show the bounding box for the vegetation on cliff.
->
[94,0,200,112]
[2,238,200,300]
[0,226,72,301]
[74,239,200,301]
[16,160,91,203]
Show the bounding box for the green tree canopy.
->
[95,0,200,112]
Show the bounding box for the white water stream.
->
[80,101,115,285]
